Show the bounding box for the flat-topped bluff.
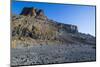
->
[11,7,95,48]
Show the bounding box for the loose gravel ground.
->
[11,43,96,66]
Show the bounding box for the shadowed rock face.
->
[20,7,36,16]
[20,7,46,19]
[54,22,78,33]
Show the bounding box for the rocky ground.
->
[11,43,96,66]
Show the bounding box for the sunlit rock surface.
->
[11,7,96,66]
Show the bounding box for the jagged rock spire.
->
[20,7,47,20]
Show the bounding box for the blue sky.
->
[12,1,96,36]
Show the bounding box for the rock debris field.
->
[11,43,96,66]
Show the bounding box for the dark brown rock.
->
[20,7,47,20]
[20,7,36,16]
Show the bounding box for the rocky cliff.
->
[11,7,95,48]
[20,7,78,33]
[11,7,96,66]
